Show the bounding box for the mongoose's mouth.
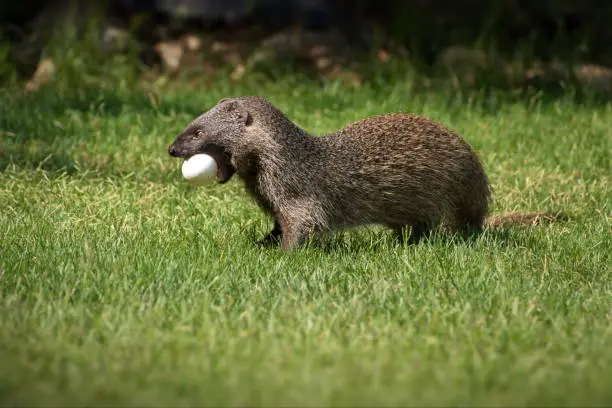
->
[196,145,235,184]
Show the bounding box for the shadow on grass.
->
[245,222,567,255]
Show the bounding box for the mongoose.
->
[168,96,566,251]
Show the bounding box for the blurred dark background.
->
[1,0,612,92]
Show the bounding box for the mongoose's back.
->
[319,113,491,232]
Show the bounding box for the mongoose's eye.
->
[195,130,204,138]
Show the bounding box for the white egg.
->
[181,154,218,186]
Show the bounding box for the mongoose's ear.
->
[236,103,252,126]
[223,100,252,126]
[218,97,230,104]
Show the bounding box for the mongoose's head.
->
[169,96,300,183]
[168,97,255,183]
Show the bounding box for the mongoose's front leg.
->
[280,227,310,251]
[257,220,282,246]
[278,216,312,251]
[276,201,324,251]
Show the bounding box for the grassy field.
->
[0,71,611,406]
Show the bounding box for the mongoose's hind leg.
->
[257,220,282,246]
[392,222,431,245]
[451,202,487,238]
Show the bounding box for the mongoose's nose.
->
[168,145,178,157]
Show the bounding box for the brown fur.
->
[484,211,568,229]
[168,96,566,251]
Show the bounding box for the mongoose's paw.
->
[256,222,282,247]
[256,236,281,247]
[256,232,282,247]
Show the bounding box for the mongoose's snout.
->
[167,131,201,159]
[168,144,180,157]
[168,137,236,183]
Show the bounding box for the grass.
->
[0,68,611,406]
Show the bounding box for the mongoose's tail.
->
[484,211,569,229]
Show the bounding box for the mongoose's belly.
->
[327,171,466,227]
